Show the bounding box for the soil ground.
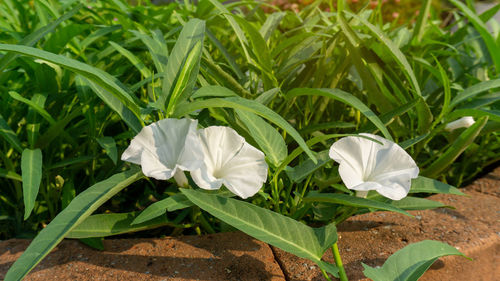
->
[1,167,499,280]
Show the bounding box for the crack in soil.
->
[269,245,291,281]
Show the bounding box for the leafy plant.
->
[0,0,494,280]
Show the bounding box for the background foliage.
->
[0,0,499,243]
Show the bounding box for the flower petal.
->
[375,174,415,200]
[140,149,176,180]
[444,116,475,132]
[191,168,223,190]
[190,126,268,198]
[350,181,383,191]
[121,118,203,180]
[329,133,419,200]
[329,135,374,188]
[219,142,268,199]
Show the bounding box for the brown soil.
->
[1,167,499,281]
[0,232,285,281]
[274,167,500,281]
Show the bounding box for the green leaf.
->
[390,197,450,211]
[21,149,42,220]
[80,25,122,51]
[158,19,205,112]
[450,78,500,108]
[131,193,192,225]
[287,88,392,140]
[130,30,168,73]
[423,116,488,178]
[205,0,251,63]
[232,15,274,88]
[410,177,464,195]
[43,23,90,54]
[4,169,143,281]
[255,88,280,105]
[236,109,287,168]
[80,76,143,133]
[206,29,244,79]
[446,109,500,123]
[285,150,330,183]
[0,168,22,182]
[304,192,411,217]
[165,41,203,116]
[8,91,55,125]
[399,134,429,149]
[181,188,338,276]
[260,12,285,41]
[174,88,316,163]
[79,238,104,251]
[109,41,152,78]
[0,3,82,72]
[0,113,23,153]
[26,94,46,148]
[67,212,172,238]
[96,136,118,165]
[411,0,432,43]
[346,12,432,133]
[362,240,467,281]
[233,15,272,71]
[35,106,83,149]
[0,44,144,128]
[449,0,500,71]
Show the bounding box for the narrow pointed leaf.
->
[109,41,152,78]
[80,77,143,133]
[158,19,205,111]
[0,44,143,122]
[236,109,287,167]
[285,150,331,183]
[450,78,500,108]
[411,0,432,43]
[165,41,203,116]
[131,194,192,225]
[304,192,411,217]
[181,189,338,275]
[96,136,118,165]
[174,88,316,162]
[67,212,172,238]
[449,0,500,71]
[346,12,433,132]
[0,168,22,182]
[390,197,450,210]
[0,4,82,72]
[0,113,23,153]
[423,116,488,177]
[287,88,392,140]
[4,169,143,281]
[410,177,464,195]
[21,149,42,220]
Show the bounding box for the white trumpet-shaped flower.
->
[329,133,419,200]
[121,118,204,180]
[190,126,268,199]
[444,116,475,132]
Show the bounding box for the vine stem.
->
[332,243,349,281]
[320,267,332,281]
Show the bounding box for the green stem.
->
[320,267,332,281]
[332,243,348,281]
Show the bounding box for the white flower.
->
[444,116,475,132]
[329,133,419,200]
[190,126,268,199]
[121,118,204,180]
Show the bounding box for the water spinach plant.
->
[2,0,498,280]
